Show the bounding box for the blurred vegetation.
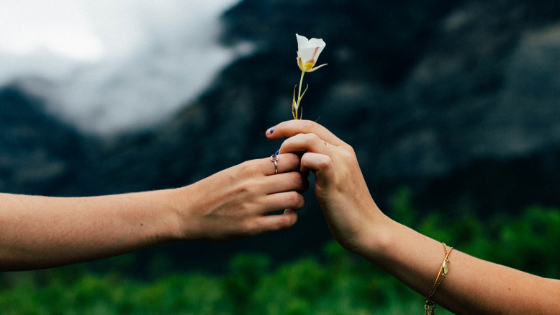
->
[1,188,559,315]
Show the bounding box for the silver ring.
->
[270,151,279,174]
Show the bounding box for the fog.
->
[0,0,246,134]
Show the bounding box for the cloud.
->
[0,0,245,135]
[0,0,103,61]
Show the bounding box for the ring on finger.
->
[270,150,279,174]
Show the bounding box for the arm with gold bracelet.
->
[268,120,560,315]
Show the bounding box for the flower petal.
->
[296,34,309,50]
[308,38,326,61]
[297,57,304,71]
[308,38,325,50]
[297,47,318,64]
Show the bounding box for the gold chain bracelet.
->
[424,242,453,315]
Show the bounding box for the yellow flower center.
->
[304,62,314,71]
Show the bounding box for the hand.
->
[176,153,308,242]
[267,121,389,253]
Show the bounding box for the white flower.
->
[296,34,327,72]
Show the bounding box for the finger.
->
[279,133,330,156]
[255,153,301,176]
[252,210,298,234]
[261,172,309,195]
[301,152,335,180]
[266,120,345,146]
[259,191,306,214]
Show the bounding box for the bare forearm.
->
[269,120,560,314]
[361,218,560,314]
[0,190,182,271]
[0,154,306,271]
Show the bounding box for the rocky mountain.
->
[0,82,88,195]
[3,0,560,272]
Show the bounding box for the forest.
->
[2,189,558,315]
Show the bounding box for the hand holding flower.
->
[267,120,389,253]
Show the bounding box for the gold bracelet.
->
[425,242,453,315]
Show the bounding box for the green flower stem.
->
[296,70,305,119]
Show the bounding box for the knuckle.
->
[235,184,249,196]
[240,160,253,168]
[237,179,258,196]
[287,192,302,207]
[290,172,305,186]
[277,215,292,229]
[292,133,307,142]
[345,144,355,154]
[306,133,320,141]
[242,219,258,234]
[341,147,356,160]
[317,156,332,169]
[239,160,256,173]
[296,195,306,209]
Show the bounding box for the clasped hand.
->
[182,119,385,250]
[267,120,389,255]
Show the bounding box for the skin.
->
[0,153,308,271]
[267,120,560,315]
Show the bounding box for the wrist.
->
[166,184,203,242]
[143,188,189,243]
[352,211,397,260]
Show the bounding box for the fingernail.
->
[269,129,274,134]
[275,150,279,156]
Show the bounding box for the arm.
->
[0,153,307,271]
[268,120,560,315]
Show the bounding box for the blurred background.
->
[2,0,560,314]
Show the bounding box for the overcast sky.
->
[0,0,245,134]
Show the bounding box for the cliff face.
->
[0,84,87,195]
[3,0,560,271]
